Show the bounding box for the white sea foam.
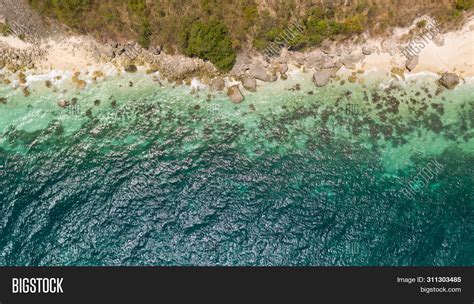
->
[25,70,73,86]
[287,65,302,77]
[405,71,439,80]
[190,78,207,90]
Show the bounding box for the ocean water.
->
[0,70,472,266]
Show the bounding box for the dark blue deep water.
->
[0,76,473,265]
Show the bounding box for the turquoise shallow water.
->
[0,72,473,265]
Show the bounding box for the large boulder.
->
[150,45,161,55]
[439,72,460,89]
[320,41,335,56]
[57,99,69,108]
[90,127,102,136]
[362,46,373,55]
[341,56,356,69]
[230,52,252,77]
[249,62,269,81]
[115,44,126,56]
[405,56,419,71]
[242,77,257,92]
[391,67,405,80]
[210,77,225,91]
[322,59,339,69]
[305,51,325,68]
[313,69,333,87]
[227,85,245,103]
[268,73,278,82]
[124,64,137,73]
[108,40,119,48]
[279,64,288,74]
[433,35,445,47]
[341,54,364,70]
[104,46,116,59]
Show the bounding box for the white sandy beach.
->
[1,16,473,81]
[361,17,474,77]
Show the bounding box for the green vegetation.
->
[180,18,236,71]
[455,0,474,10]
[27,0,474,70]
[252,10,284,51]
[127,0,146,14]
[416,20,428,28]
[0,23,12,36]
[138,19,151,49]
[28,0,92,28]
[252,4,367,52]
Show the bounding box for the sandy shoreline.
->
[359,17,474,78]
[0,16,473,93]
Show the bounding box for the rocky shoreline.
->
[0,15,473,104]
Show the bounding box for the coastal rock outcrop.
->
[0,47,44,72]
[341,54,363,69]
[313,69,333,87]
[210,77,225,91]
[391,67,405,80]
[150,45,161,55]
[249,62,269,82]
[279,64,288,74]
[405,56,418,71]
[362,46,374,55]
[153,53,218,82]
[320,41,337,57]
[229,52,252,77]
[433,35,445,47]
[322,59,336,69]
[242,77,257,92]
[227,85,244,103]
[103,45,116,58]
[439,72,460,89]
[305,51,325,68]
[124,64,138,73]
[57,99,69,108]
[90,127,102,136]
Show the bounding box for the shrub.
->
[449,9,462,20]
[455,0,474,10]
[243,5,258,28]
[265,28,283,41]
[253,10,281,50]
[127,0,147,14]
[343,15,366,34]
[26,0,471,62]
[181,18,236,71]
[138,19,151,49]
[51,0,92,25]
[253,38,268,51]
[28,0,93,28]
[0,23,12,36]
[416,20,427,28]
